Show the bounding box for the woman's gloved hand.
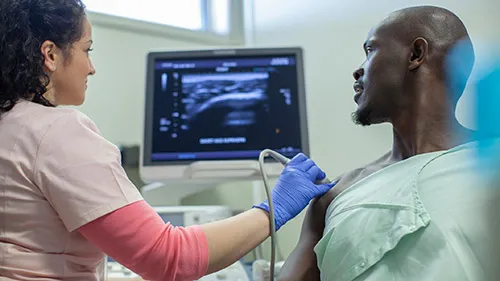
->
[254,153,336,231]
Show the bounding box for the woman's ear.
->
[40,40,59,72]
[409,37,428,71]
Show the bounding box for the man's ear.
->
[409,37,428,71]
[40,40,60,72]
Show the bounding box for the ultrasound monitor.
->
[140,47,310,183]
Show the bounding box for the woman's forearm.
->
[202,208,270,274]
[79,200,272,279]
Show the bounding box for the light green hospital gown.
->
[314,140,500,281]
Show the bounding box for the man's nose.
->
[353,67,364,80]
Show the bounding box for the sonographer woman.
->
[0,1,334,281]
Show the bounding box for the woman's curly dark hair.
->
[0,0,87,115]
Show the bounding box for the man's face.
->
[352,23,409,126]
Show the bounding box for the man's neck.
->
[389,88,473,161]
[390,121,470,161]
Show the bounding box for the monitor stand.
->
[183,160,263,181]
[141,181,218,206]
[141,160,279,206]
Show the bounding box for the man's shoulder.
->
[316,151,394,211]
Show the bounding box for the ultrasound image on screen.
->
[149,55,303,162]
[181,73,269,134]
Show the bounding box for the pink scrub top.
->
[0,100,143,280]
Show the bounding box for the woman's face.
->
[41,17,96,106]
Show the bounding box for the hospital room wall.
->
[226,0,500,259]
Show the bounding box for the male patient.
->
[279,5,500,281]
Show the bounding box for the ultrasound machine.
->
[106,47,310,281]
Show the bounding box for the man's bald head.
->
[380,6,471,50]
[352,6,474,126]
[379,6,475,97]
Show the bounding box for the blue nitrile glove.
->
[253,153,336,231]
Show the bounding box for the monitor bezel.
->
[142,47,310,167]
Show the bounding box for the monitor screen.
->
[143,48,309,165]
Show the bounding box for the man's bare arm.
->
[277,172,362,281]
[277,197,331,281]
